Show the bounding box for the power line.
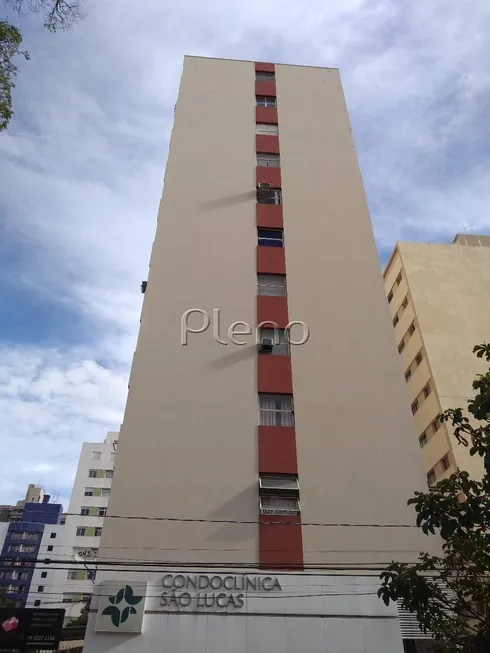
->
[59,512,418,528]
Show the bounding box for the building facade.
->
[26,432,118,621]
[0,486,63,607]
[383,234,490,487]
[82,56,433,653]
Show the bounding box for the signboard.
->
[160,573,282,610]
[95,581,147,633]
[0,608,65,650]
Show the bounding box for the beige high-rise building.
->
[82,56,432,653]
[383,234,490,487]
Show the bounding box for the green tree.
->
[378,343,490,652]
[1,0,84,131]
[66,598,89,627]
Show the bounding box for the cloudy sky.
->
[1,0,489,507]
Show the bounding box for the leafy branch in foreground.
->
[0,21,29,130]
[379,343,490,652]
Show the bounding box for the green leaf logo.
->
[102,585,143,628]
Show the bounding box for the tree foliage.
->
[0,0,84,131]
[4,0,85,32]
[378,344,490,652]
[0,20,28,130]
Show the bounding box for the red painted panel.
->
[259,515,304,570]
[258,355,293,394]
[255,62,275,73]
[256,246,286,275]
[255,81,276,97]
[256,204,283,229]
[258,426,297,474]
[256,106,278,124]
[256,166,281,187]
[257,296,289,328]
[256,135,280,154]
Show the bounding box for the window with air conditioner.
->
[256,71,275,82]
[258,328,289,356]
[256,152,280,167]
[258,228,283,248]
[259,393,294,427]
[256,95,276,108]
[257,187,281,205]
[257,274,286,296]
[256,123,278,136]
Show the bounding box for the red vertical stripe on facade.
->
[255,60,303,571]
[255,62,275,73]
[256,107,278,124]
[256,135,280,154]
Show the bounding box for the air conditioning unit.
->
[259,338,273,352]
[257,182,272,199]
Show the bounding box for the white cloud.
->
[1,0,490,504]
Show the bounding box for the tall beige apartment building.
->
[82,56,432,653]
[383,234,489,487]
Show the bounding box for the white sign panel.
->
[95,581,147,633]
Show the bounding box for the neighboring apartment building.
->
[26,432,118,621]
[82,57,433,653]
[0,485,63,607]
[384,234,490,488]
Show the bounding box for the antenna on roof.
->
[462,220,474,234]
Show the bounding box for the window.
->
[423,384,431,398]
[415,352,423,366]
[50,532,56,539]
[427,469,436,487]
[88,470,97,478]
[401,297,408,309]
[101,488,111,497]
[405,369,412,383]
[257,274,286,296]
[34,600,41,606]
[257,188,281,205]
[387,291,393,303]
[91,451,101,460]
[259,328,289,356]
[47,546,53,552]
[38,586,44,592]
[419,433,428,448]
[94,528,103,537]
[259,393,294,427]
[84,488,94,496]
[408,322,416,336]
[259,496,300,516]
[105,470,113,479]
[80,508,90,516]
[256,123,278,136]
[76,528,86,537]
[98,508,107,517]
[259,474,299,491]
[67,571,78,580]
[256,71,275,82]
[393,315,399,327]
[62,598,72,604]
[41,572,47,578]
[256,95,276,108]
[411,400,419,415]
[441,454,450,471]
[256,152,280,167]
[398,341,405,354]
[432,419,441,434]
[258,228,283,248]
[396,273,402,285]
